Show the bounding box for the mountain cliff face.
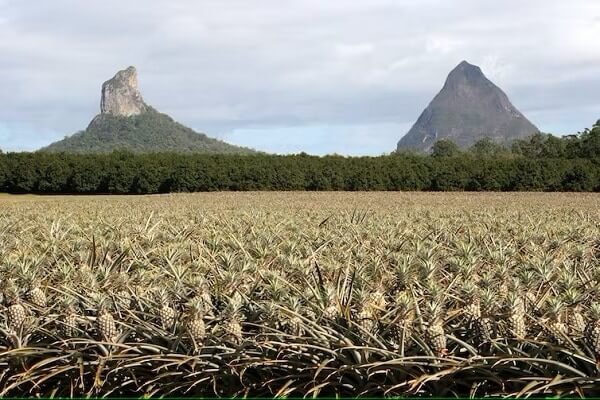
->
[41,66,254,154]
[396,61,539,152]
[100,66,148,117]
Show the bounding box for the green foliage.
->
[469,137,509,157]
[511,133,563,158]
[510,121,600,159]
[578,119,600,158]
[0,119,598,193]
[0,150,599,193]
[432,139,461,157]
[39,109,255,154]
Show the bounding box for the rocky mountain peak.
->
[41,66,255,154]
[100,66,148,116]
[396,60,539,152]
[446,61,485,84]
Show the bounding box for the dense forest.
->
[1,120,599,193]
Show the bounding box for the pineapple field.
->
[2,192,600,397]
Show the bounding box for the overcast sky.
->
[1,0,599,155]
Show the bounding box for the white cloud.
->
[0,0,599,154]
[425,36,463,55]
[335,43,375,58]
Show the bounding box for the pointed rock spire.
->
[40,66,255,154]
[100,66,148,116]
[445,61,486,85]
[396,60,539,152]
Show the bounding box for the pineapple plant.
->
[155,288,177,332]
[585,302,600,364]
[322,285,339,320]
[423,301,447,357]
[506,292,527,339]
[2,191,600,396]
[389,258,413,295]
[25,276,46,309]
[221,292,244,344]
[112,273,133,312]
[283,296,305,336]
[563,288,586,336]
[496,282,509,307]
[61,297,80,337]
[388,292,414,352]
[494,264,511,305]
[427,321,447,358]
[356,306,377,335]
[475,288,497,344]
[355,286,386,335]
[5,287,27,335]
[461,282,481,320]
[188,276,214,316]
[95,295,118,342]
[545,298,568,345]
[185,296,207,351]
[222,313,242,344]
[367,286,387,315]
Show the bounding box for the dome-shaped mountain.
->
[40,66,254,154]
[396,61,539,152]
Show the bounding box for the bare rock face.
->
[100,66,148,116]
[396,60,539,152]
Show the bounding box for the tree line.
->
[424,118,600,159]
[0,120,598,193]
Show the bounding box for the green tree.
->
[432,139,461,157]
[579,120,600,158]
[469,138,507,157]
[511,133,547,158]
[1,146,600,194]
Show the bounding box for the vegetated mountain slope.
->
[41,108,253,154]
[40,66,254,154]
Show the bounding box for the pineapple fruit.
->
[424,301,447,357]
[155,288,177,332]
[221,292,244,344]
[96,295,118,342]
[185,296,207,351]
